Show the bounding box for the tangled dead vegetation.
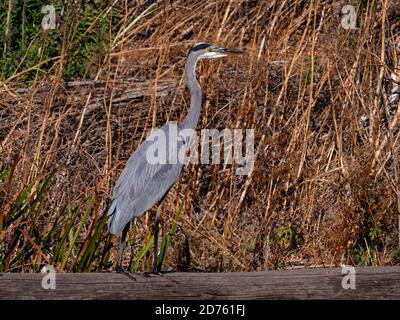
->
[1,0,400,272]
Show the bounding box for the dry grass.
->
[1,0,400,272]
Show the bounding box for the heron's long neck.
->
[181,56,202,130]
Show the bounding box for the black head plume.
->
[187,42,211,56]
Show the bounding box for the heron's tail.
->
[107,200,132,234]
[107,201,119,234]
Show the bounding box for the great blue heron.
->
[108,42,243,272]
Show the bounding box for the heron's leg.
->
[117,239,124,272]
[178,225,191,271]
[117,221,130,272]
[152,205,162,273]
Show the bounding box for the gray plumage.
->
[107,124,185,234]
[108,42,242,234]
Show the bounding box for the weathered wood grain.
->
[0,266,399,300]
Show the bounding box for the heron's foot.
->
[142,271,178,284]
[116,263,123,273]
[117,269,137,281]
[143,270,164,277]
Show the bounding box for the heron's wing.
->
[111,138,162,200]
[108,123,185,233]
[111,123,182,199]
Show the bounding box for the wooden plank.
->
[0,266,399,300]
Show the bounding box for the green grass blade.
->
[76,212,108,272]
[51,204,79,264]
[130,235,154,273]
[60,194,95,270]
[157,202,184,270]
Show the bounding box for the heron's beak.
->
[203,46,244,59]
[211,46,245,55]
